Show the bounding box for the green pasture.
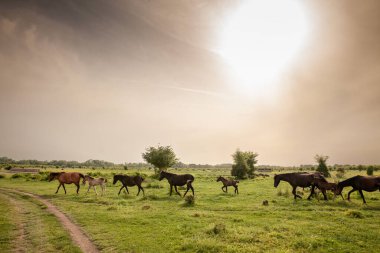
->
[0,168,379,253]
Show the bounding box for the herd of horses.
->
[47,171,380,203]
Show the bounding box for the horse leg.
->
[118,186,125,195]
[347,188,357,201]
[293,186,302,199]
[76,183,80,194]
[62,184,67,194]
[174,186,181,197]
[307,185,315,200]
[137,185,141,196]
[321,189,328,201]
[125,185,130,194]
[94,186,98,196]
[234,186,238,194]
[183,186,190,197]
[140,186,145,196]
[55,183,62,194]
[189,184,194,196]
[86,185,91,194]
[170,185,173,196]
[358,190,366,204]
[221,186,226,192]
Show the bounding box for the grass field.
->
[0,168,379,253]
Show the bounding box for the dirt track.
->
[0,188,99,253]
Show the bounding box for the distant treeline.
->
[0,156,379,171]
[0,156,232,169]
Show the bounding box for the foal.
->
[216,176,239,194]
[113,174,145,196]
[159,171,194,197]
[83,175,107,196]
[312,177,343,200]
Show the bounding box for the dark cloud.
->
[0,0,379,165]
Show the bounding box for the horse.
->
[112,174,145,196]
[335,175,380,204]
[312,177,343,200]
[159,171,194,197]
[274,172,328,200]
[83,175,107,196]
[48,172,84,194]
[216,176,239,194]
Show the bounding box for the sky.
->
[0,0,380,166]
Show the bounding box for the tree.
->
[367,166,374,176]
[231,149,258,179]
[315,154,330,177]
[142,145,178,174]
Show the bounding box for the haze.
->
[1,0,380,166]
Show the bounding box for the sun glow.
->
[218,0,310,96]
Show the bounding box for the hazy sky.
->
[1,0,380,165]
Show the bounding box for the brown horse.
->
[216,176,239,194]
[335,175,380,203]
[113,174,145,196]
[274,172,328,200]
[312,177,343,200]
[48,172,84,194]
[159,171,194,197]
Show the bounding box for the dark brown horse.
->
[216,176,239,194]
[312,177,344,200]
[159,171,194,197]
[335,175,380,203]
[48,172,84,194]
[113,174,145,196]
[274,172,328,200]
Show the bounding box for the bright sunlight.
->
[218,0,310,96]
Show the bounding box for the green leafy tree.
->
[315,154,330,177]
[367,166,374,176]
[231,149,258,179]
[142,145,178,174]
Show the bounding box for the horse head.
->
[112,175,119,185]
[48,172,60,182]
[216,176,222,182]
[273,174,280,187]
[158,171,166,181]
[82,175,88,185]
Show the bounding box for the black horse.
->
[159,171,194,197]
[274,172,328,200]
[113,174,145,196]
[335,175,380,203]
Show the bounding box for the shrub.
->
[367,166,374,176]
[11,173,25,179]
[211,223,226,235]
[4,165,12,170]
[345,210,364,219]
[231,149,258,179]
[184,195,195,206]
[0,174,5,179]
[315,154,330,177]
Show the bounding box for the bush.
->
[367,166,374,176]
[345,210,364,219]
[0,174,5,179]
[11,173,24,179]
[211,223,226,235]
[4,165,12,170]
[184,195,195,206]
